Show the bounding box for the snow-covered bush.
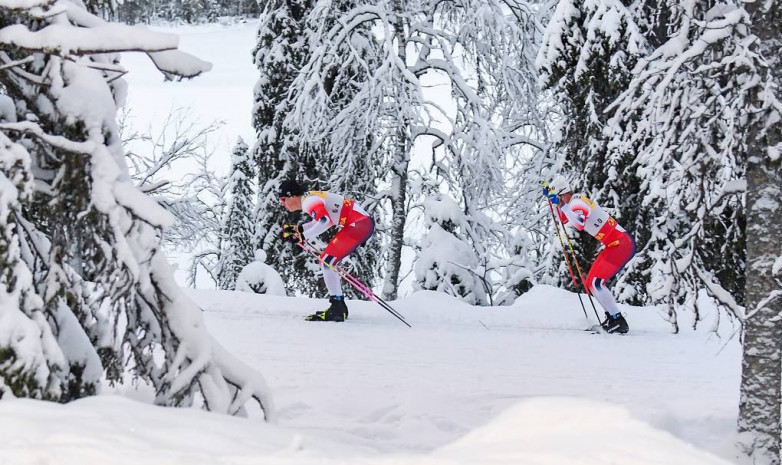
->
[414,195,487,305]
[236,250,286,296]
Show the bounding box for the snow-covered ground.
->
[0,22,742,465]
[0,286,740,464]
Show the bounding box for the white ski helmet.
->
[548,175,573,195]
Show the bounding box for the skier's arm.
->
[302,216,331,239]
[560,203,587,231]
[301,197,333,240]
[557,207,569,225]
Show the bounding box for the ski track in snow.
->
[192,285,741,459]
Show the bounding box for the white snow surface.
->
[0,285,740,464]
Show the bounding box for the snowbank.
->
[0,395,733,465]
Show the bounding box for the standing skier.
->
[278,180,375,322]
[544,176,635,334]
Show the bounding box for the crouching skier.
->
[278,179,375,322]
[544,176,636,334]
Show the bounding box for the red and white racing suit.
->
[301,191,374,296]
[558,195,635,316]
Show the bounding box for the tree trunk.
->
[382,129,409,300]
[382,0,409,300]
[738,145,782,464]
[738,3,782,464]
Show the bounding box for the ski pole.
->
[300,242,411,327]
[556,210,602,323]
[328,260,408,323]
[295,241,412,328]
[542,182,600,323]
[545,196,590,319]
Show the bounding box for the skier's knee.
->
[588,276,603,294]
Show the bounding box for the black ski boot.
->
[601,312,629,334]
[305,296,349,322]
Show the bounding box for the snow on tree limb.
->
[0,23,179,55]
[0,0,271,418]
[0,121,96,154]
[0,2,212,80]
[147,50,213,80]
[0,0,51,9]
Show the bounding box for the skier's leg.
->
[314,218,374,320]
[321,260,343,295]
[586,232,635,318]
[587,249,630,333]
[320,217,375,269]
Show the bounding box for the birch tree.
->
[737,1,782,463]
[288,0,549,300]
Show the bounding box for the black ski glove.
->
[282,224,302,244]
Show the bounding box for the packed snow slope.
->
[0,285,741,464]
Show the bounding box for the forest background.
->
[0,0,779,463]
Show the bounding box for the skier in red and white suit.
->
[278,179,374,322]
[545,176,635,334]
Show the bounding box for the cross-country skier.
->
[544,175,635,334]
[278,180,375,322]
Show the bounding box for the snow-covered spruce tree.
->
[737,1,782,463]
[0,1,272,416]
[303,0,384,301]
[414,195,487,305]
[0,130,65,398]
[288,0,550,300]
[536,0,646,293]
[607,1,753,332]
[216,137,257,290]
[253,0,329,297]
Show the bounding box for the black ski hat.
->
[278,179,305,197]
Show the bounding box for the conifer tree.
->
[537,0,646,294]
[217,137,257,290]
[414,195,487,305]
[607,1,752,329]
[252,0,325,297]
[0,1,271,416]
